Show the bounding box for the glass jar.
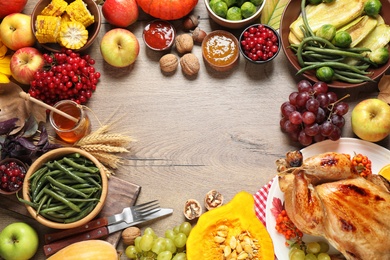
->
[49,100,91,143]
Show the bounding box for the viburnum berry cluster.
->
[29,49,101,106]
[275,209,303,246]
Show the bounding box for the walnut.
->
[175,34,194,54]
[180,53,200,76]
[204,189,224,210]
[121,226,141,245]
[159,54,178,73]
[183,199,202,220]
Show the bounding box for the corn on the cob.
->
[61,12,72,22]
[58,21,88,50]
[35,15,62,43]
[41,0,68,16]
[65,0,94,27]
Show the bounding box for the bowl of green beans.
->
[21,147,108,229]
[280,0,390,88]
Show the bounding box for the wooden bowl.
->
[202,30,239,72]
[22,147,108,229]
[280,0,390,88]
[0,158,27,195]
[204,0,266,29]
[31,0,101,52]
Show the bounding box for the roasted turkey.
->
[278,152,390,260]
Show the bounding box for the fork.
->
[44,200,160,244]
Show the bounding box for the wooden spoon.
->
[19,92,79,123]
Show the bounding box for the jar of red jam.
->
[143,20,176,51]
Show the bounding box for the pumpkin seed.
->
[214,235,226,243]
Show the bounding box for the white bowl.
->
[204,0,266,29]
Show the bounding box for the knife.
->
[43,208,173,257]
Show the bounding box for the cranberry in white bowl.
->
[239,24,281,64]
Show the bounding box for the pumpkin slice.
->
[186,191,274,260]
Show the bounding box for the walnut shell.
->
[121,226,141,245]
[159,54,178,73]
[175,34,194,54]
[184,199,202,220]
[180,53,200,76]
[204,189,224,210]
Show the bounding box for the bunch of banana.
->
[0,37,11,84]
[35,0,95,50]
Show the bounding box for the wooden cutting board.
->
[0,176,141,248]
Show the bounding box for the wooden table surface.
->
[1,0,390,259]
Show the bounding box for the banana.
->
[0,73,10,83]
[0,55,12,77]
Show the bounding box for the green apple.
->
[0,222,39,260]
[351,98,390,142]
[100,28,140,68]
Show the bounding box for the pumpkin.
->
[47,240,119,260]
[186,191,274,260]
[136,0,199,20]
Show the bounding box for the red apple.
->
[0,0,28,19]
[102,0,139,28]
[0,13,35,51]
[100,28,140,67]
[10,47,44,85]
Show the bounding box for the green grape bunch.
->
[125,222,192,260]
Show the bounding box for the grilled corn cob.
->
[66,0,94,27]
[41,0,68,16]
[58,21,88,49]
[35,15,61,43]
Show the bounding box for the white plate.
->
[265,138,390,259]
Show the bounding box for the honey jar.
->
[49,100,91,143]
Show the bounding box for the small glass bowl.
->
[0,158,27,195]
[239,24,281,64]
[202,30,239,72]
[143,20,176,51]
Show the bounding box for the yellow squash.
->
[186,191,274,260]
[289,0,365,42]
[47,240,119,260]
[338,15,378,47]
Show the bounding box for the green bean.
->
[40,205,69,213]
[333,69,375,81]
[30,166,48,191]
[43,188,81,212]
[298,61,369,75]
[66,197,100,202]
[34,183,50,202]
[64,204,96,223]
[87,177,101,189]
[17,196,38,209]
[46,176,89,198]
[53,160,86,183]
[36,194,49,215]
[303,46,374,64]
[70,183,94,189]
[333,73,369,83]
[40,212,67,223]
[62,157,99,173]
